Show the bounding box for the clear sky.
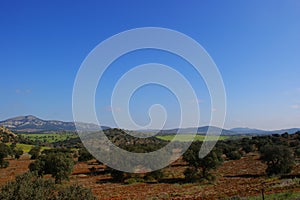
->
[0,0,299,130]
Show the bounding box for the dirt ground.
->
[1,153,300,199]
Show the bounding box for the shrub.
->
[183,167,198,182]
[294,148,300,157]
[28,146,41,159]
[0,172,96,200]
[243,144,255,153]
[144,170,164,182]
[0,172,55,200]
[226,151,242,160]
[29,152,75,183]
[13,147,23,159]
[124,177,144,184]
[78,148,94,162]
[0,160,9,168]
[0,143,12,168]
[110,168,126,182]
[56,183,96,200]
[183,141,223,181]
[260,145,295,176]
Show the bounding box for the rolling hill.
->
[0,115,109,133]
[230,127,300,135]
[0,115,299,135]
[157,126,236,135]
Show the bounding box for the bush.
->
[29,152,75,183]
[78,148,94,162]
[295,148,300,157]
[124,177,144,184]
[0,172,55,200]
[183,141,223,181]
[42,148,73,155]
[226,151,242,160]
[290,141,300,147]
[282,132,289,139]
[0,160,9,168]
[28,146,41,159]
[0,172,96,200]
[184,167,198,182]
[110,169,126,182]
[56,183,96,200]
[13,147,23,159]
[260,145,295,176]
[0,143,12,168]
[243,144,255,153]
[144,170,164,182]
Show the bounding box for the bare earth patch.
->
[1,153,300,199]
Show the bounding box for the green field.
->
[21,133,229,143]
[6,143,50,153]
[21,133,78,143]
[156,134,229,142]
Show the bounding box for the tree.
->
[28,146,41,159]
[282,132,289,139]
[78,147,94,162]
[9,143,23,159]
[226,150,242,160]
[29,152,75,183]
[183,141,223,181]
[260,145,295,176]
[13,147,23,159]
[49,152,74,183]
[0,143,12,168]
[0,172,96,200]
[241,138,256,153]
[109,168,126,182]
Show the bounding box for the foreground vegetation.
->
[1,127,300,199]
[0,172,95,200]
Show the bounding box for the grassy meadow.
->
[20,133,78,143]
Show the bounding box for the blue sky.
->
[0,1,299,130]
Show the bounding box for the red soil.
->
[1,153,300,199]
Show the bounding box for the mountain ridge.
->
[0,115,109,133]
[1,115,299,135]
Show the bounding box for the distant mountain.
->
[230,127,300,135]
[268,128,300,135]
[0,115,110,133]
[1,115,299,135]
[154,126,236,135]
[230,127,267,134]
[145,126,300,136]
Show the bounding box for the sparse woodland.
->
[1,127,300,199]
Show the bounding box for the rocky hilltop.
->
[0,126,18,142]
[0,115,108,133]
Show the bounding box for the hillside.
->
[0,126,18,143]
[0,115,109,133]
[1,115,300,136]
[230,127,300,135]
[157,126,236,135]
